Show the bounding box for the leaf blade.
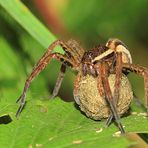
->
[0,99,147,148]
[0,0,56,48]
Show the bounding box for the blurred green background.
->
[0,0,148,103]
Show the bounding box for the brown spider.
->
[16,38,148,134]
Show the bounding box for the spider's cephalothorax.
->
[81,45,114,77]
[16,38,148,134]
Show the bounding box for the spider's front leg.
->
[73,73,82,105]
[16,53,74,118]
[106,52,123,127]
[16,40,78,118]
[97,62,125,133]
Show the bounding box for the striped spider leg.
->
[16,39,84,118]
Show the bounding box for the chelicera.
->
[16,38,148,134]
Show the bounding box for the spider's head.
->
[81,50,97,76]
[106,38,132,64]
[82,45,108,62]
[81,45,109,76]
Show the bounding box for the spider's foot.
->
[105,114,113,128]
[16,94,25,103]
[16,94,26,119]
[105,114,125,134]
[49,89,59,99]
[49,94,56,99]
[16,101,26,119]
[117,122,125,134]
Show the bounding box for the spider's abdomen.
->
[73,74,133,120]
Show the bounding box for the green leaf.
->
[0,0,147,147]
[0,99,148,147]
[0,0,64,55]
[0,99,136,148]
[0,36,24,78]
[0,0,65,103]
[0,35,50,104]
[0,0,55,48]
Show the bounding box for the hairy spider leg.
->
[50,64,66,99]
[73,73,82,105]
[92,49,114,62]
[105,52,123,127]
[99,62,125,133]
[66,39,85,62]
[97,76,105,97]
[114,52,123,104]
[123,63,148,113]
[50,39,85,99]
[16,53,76,118]
[95,63,105,97]
[32,40,78,67]
[16,40,79,118]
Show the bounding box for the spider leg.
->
[16,52,76,118]
[123,63,148,112]
[105,115,114,127]
[16,39,81,118]
[73,73,81,105]
[97,76,105,97]
[95,63,105,97]
[114,52,123,104]
[99,62,125,133]
[95,63,114,127]
[30,39,79,71]
[106,52,123,127]
[66,39,85,62]
[50,63,66,99]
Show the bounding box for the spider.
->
[16,38,148,134]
